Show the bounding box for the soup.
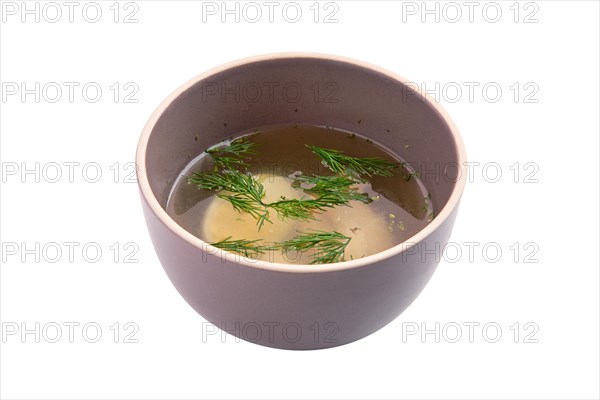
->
[166,125,433,264]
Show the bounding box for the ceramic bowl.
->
[136,53,467,350]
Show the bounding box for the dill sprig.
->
[269,175,373,221]
[293,175,372,204]
[189,170,371,228]
[217,193,271,228]
[210,236,270,258]
[188,170,271,229]
[308,145,397,179]
[210,230,352,265]
[206,136,256,170]
[278,230,351,264]
[268,197,333,221]
[188,169,265,203]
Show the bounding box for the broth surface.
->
[166,125,433,264]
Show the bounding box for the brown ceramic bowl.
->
[136,53,467,350]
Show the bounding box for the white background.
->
[1,1,599,399]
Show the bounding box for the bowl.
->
[136,53,467,350]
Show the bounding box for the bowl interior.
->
[143,55,461,231]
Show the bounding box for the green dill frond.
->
[188,170,270,228]
[216,193,271,229]
[206,136,256,170]
[278,230,351,264]
[307,145,398,179]
[294,175,372,204]
[188,170,265,203]
[268,198,329,221]
[210,236,270,258]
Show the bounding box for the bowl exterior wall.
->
[140,191,461,350]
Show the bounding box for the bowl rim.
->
[136,52,467,273]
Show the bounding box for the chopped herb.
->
[405,171,419,182]
[427,211,435,222]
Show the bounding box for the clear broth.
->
[166,125,433,264]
